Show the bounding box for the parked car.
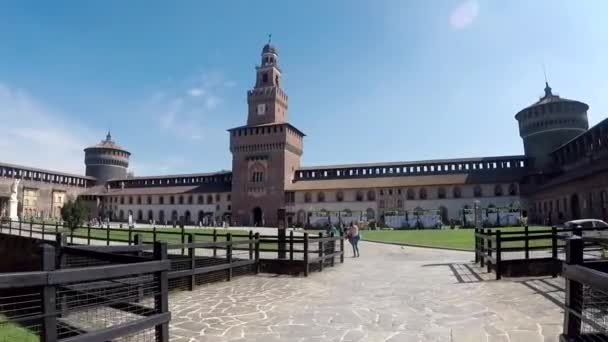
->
[562,219,608,230]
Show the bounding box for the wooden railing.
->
[560,237,608,341]
[475,225,608,280]
[0,238,171,342]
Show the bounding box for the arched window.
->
[453,186,462,198]
[367,190,376,201]
[170,196,175,205]
[159,196,164,205]
[188,196,193,204]
[336,191,344,202]
[120,197,124,204]
[119,210,124,221]
[407,188,415,200]
[184,210,191,224]
[437,187,446,199]
[171,210,178,222]
[147,210,153,221]
[197,195,204,204]
[158,210,165,223]
[249,163,265,183]
[366,208,375,221]
[508,184,517,196]
[129,197,133,205]
[317,192,325,202]
[304,192,312,203]
[356,191,363,201]
[137,196,142,205]
[419,188,427,200]
[474,185,482,197]
[494,184,504,196]
[179,196,184,205]
[147,196,152,204]
[137,210,143,222]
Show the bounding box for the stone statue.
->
[10,179,20,201]
[121,182,125,191]
[9,179,20,220]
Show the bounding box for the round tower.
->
[515,83,589,171]
[84,132,130,182]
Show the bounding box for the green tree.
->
[61,200,89,232]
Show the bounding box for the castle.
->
[1,42,606,227]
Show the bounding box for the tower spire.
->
[542,63,552,97]
[105,130,112,142]
[268,33,272,44]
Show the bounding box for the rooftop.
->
[0,161,95,180]
[85,131,129,152]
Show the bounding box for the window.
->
[120,197,124,204]
[367,190,376,201]
[137,196,142,205]
[453,186,462,198]
[159,196,164,205]
[336,191,344,202]
[262,73,268,83]
[257,103,266,115]
[508,184,517,196]
[494,185,504,196]
[198,195,203,204]
[170,196,175,205]
[407,188,415,200]
[188,196,193,204]
[207,195,213,204]
[356,191,363,201]
[317,192,325,202]
[437,187,446,199]
[474,186,482,197]
[304,192,312,203]
[147,196,152,205]
[419,188,427,200]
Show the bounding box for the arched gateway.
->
[252,207,263,226]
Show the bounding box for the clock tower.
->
[229,40,304,227]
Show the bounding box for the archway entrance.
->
[570,194,581,220]
[252,207,263,227]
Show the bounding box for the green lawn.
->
[66,227,250,244]
[0,317,38,342]
[362,226,554,251]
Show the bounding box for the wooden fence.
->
[560,236,608,341]
[475,225,608,280]
[0,238,171,342]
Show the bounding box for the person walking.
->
[347,223,360,257]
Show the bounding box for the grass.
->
[361,226,555,251]
[0,315,39,342]
[70,227,250,244]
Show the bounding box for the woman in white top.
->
[347,223,360,257]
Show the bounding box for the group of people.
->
[325,222,361,258]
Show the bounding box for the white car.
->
[563,219,608,230]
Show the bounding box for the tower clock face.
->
[257,104,266,115]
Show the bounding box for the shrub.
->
[61,200,89,232]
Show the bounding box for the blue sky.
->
[0,1,607,175]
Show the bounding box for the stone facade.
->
[2,42,608,227]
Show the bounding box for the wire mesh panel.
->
[0,289,42,342]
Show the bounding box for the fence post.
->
[55,234,67,317]
[474,227,479,263]
[213,229,217,257]
[303,233,309,276]
[289,230,294,261]
[29,220,33,238]
[486,229,492,273]
[153,241,169,342]
[318,232,324,272]
[106,226,110,246]
[574,225,583,237]
[133,233,144,302]
[188,233,195,291]
[524,225,529,260]
[181,225,185,256]
[8,219,12,235]
[330,232,335,267]
[41,243,57,342]
[495,230,502,280]
[480,229,485,268]
[254,233,260,274]
[87,224,91,245]
[41,222,46,241]
[340,229,345,263]
[153,226,157,243]
[226,233,232,281]
[249,230,254,260]
[19,220,22,236]
[563,237,583,339]
[134,234,143,256]
[128,225,133,246]
[551,226,558,277]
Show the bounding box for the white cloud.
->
[0,82,100,174]
[449,0,479,29]
[149,71,233,141]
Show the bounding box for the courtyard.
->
[168,241,564,342]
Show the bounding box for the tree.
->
[61,200,89,232]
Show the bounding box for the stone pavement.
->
[168,242,565,342]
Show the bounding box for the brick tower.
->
[229,40,304,226]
